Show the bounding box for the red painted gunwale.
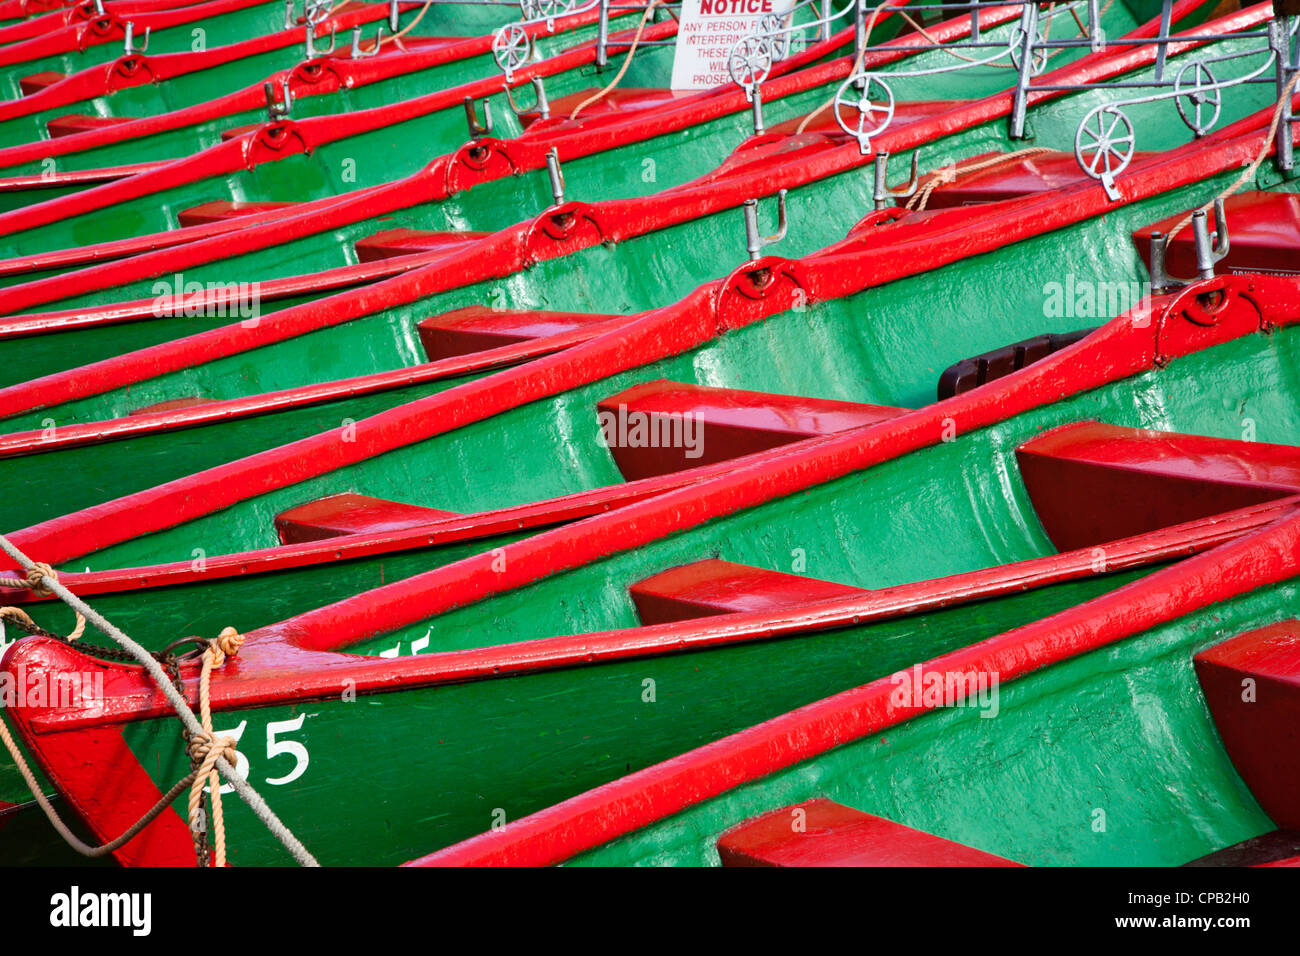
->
[6,494,1297,863]
[0,0,204,43]
[4,269,1299,862]
[408,503,1300,866]
[0,0,659,178]
[0,0,280,70]
[0,1,1252,326]
[0,10,684,241]
[0,5,867,278]
[2,107,1293,577]
[0,1,407,124]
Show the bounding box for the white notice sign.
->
[670,0,796,91]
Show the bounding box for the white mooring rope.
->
[0,532,319,867]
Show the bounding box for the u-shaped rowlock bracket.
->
[123,21,149,55]
[743,189,789,262]
[872,150,919,210]
[265,77,293,121]
[350,24,384,58]
[503,77,550,120]
[1148,198,1230,292]
[305,23,336,59]
[464,96,493,139]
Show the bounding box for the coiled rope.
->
[0,533,318,867]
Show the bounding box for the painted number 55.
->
[212,714,311,793]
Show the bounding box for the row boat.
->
[6,264,1300,863]
[2,0,1299,869]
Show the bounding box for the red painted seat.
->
[1017,422,1300,551]
[274,492,458,544]
[519,88,686,127]
[47,113,134,138]
[353,228,489,262]
[1194,621,1300,830]
[1133,192,1300,279]
[922,150,1155,209]
[176,200,300,228]
[629,559,865,625]
[1185,829,1300,867]
[598,380,909,480]
[768,100,967,137]
[127,396,211,416]
[20,71,64,95]
[415,306,622,361]
[717,799,1022,866]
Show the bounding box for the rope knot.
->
[25,562,56,596]
[209,627,244,668]
[187,730,240,770]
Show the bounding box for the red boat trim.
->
[0,1,401,122]
[407,503,1300,866]
[0,0,1250,323]
[7,493,1294,731]
[4,110,1292,566]
[0,0,205,43]
[0,0,277,69]
[0,0,650,180]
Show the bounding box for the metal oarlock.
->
[872,151,919,210]
[388,0,400,33]
[265,78,293,121]
[545,147,565,206]
[350,24,384,58]
[742,190,788,262]
[503,77,551,120]
[464,96,493,139]
[1147,199,1231,291]
[305,24,337,59]
[123,21,149,55]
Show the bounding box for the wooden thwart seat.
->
[20,71,64,95]
[176,200,300,227]
[717,799,1022,866]
[1018,423,1300,551]
[629,559,864,625]
[921,150,1153,209]
[415,306,623,360]
[599,380,908,480]
[353,228,489,262]
[1194,621,1300,831]
[47,114,134,138]
[274,493,458,544]
[1186,829,1300,867]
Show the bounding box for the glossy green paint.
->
[568,579,1294,867]
[86,318,1300,863]
[11,169,1294,568]
[0,0,303,97]
[3,11,1262,392]
[0,10,647,175]
[118,564,1164,865]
